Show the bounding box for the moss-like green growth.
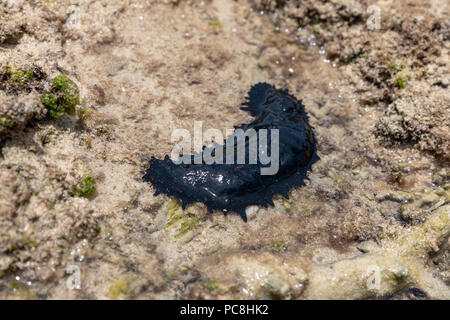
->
[208,20,222,28]
[74,174,96,197]
[41,93,64,118]
[21,236,37,247]
[164,199,201,238]
[388,62,398,71]
[167,198,181,215]
[166,198,183,227]
[92,221,101,235]
[166,212,183,228]
[365,193,377,201]
[271,239,287,253]
[387,267,409,283]
[52,74,71,91]
[9,281,37,299]
[282,196,292,210]
[394,76,407,89]
[175,213,200,238]
[41,74,80,118]
[201,281,221,292]
[303,193,316,201]
[0,115,16,128]
[108,279,129,299]
[10,69,34,85]
[333,174,346,187]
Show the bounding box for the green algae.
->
[166,212,183,228]
[208,20,222,28]
[394,76,407,89]
[271,239,287,253]
[0,115,16,128]
[282,196,292,210]
[108,279,129,299]
[41,93,64,118]
[74,174,96,198]
[175,214,200,238]
[10,68,34,85]
[201,281,221,292]
[164,199,200,238]
[41,74,80,118]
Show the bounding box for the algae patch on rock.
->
[41,75,80,119]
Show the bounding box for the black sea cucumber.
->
[143,83,318,221]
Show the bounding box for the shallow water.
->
[0,0,448,299]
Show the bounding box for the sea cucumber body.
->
[143,83,318,221]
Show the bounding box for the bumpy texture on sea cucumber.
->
[143,83,318,221]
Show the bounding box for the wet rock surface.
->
[0,0,448,299]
